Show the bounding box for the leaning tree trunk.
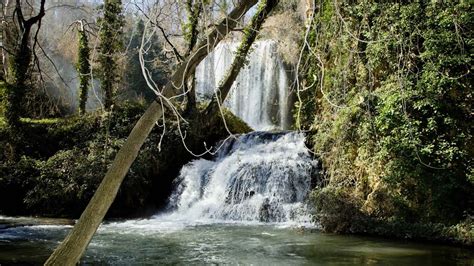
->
[44,1,259,264]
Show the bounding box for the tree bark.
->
[44,1,258,265]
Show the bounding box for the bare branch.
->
[157,24,183,62]
[36,41,73,92]
[23,0,45,28]
[0,45,14,55]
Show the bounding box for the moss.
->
[220,108,253,133]
[183,0,202,52]
[77,28,91,115]
[19,117,63,124]
[97,0,124,110]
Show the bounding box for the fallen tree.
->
[45,0,278,264]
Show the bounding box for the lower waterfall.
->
[162,131,316,224]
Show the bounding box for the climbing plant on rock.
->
[77,22,91,115]
[98,0,124,111]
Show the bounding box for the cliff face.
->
[297,1,473,234]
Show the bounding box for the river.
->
[0,217,473,265]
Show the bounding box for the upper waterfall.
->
[195,40,293,131]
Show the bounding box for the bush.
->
[0,156,41,215]
[311,186,365,233]
[311,186,474,246]
[24,140,152,217]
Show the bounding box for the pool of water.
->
[0,217,472,265]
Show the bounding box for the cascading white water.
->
[195,40,292,131]
[165,131,315,224]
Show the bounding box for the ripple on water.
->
[0,219,473,265]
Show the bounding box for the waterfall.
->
[195,40,292,131]
[164,131,316,224]
[157,41,312,225]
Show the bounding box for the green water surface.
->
[0,217,472,265]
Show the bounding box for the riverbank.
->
[340,216,474,248]
[311,186,474,247]
[0,216,74,230]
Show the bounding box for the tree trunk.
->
[45,1,258,264]
[183,0,202,115]
[184,73,197,117]
[4,0,45,127]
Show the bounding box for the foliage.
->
[0,103,149,217]
[97,0,125,110]
[23,140,152,217]
[299,1,473,229]
[0,103,251,218]
[311,186,365,233]
[77,28,91,115]
[0,156,41,215]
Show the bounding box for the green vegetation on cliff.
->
[298,1,473,242]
